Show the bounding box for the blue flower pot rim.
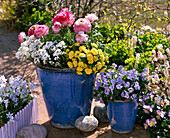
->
[33,63,76,72]
[114,99,131,103]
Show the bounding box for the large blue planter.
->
[36,65,95,129]
[106,100,138,134]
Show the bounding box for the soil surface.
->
[0,25,150,138]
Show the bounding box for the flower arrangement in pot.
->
[93,63,148,133]
[16,8,108,128]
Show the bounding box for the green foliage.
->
[125,31,170,72]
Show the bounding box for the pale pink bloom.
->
[74,18,92,33]
[153,57,158,61]
[53,9,75,27]
[164,11,168,18]
[28,24,39,36]
[157,44,163,50]
[85,13,98,23]
[34,25,49,37]
[75,31,88,43]
[157,51,164,60]
[132,36,137,45]
[52,22,61,34]
[18,32,26,43]
[61,8,68,12]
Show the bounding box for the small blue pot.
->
[106,100,138,134]
[36,65,95,129]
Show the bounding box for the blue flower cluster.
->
[94,63,148,104]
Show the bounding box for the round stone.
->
[75,116,98,132]
[16,124,47,138]
[93,103,109,123]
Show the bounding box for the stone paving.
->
[0,25,150,138]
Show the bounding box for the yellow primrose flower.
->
[66,49,70,54]
[100,68,106,73]
[83,64,88,68]
[78,61,84,67]
[84,49,88,54]
[75,51,80,58]
[98,49,103,55]
[77,71,83,75]
[69,51,74,59]
[79,53,86,57]
[105,56,109,61]
[73,60,77,67]
[88,60,94,64]
[85,68,92,75]
[77,67,83,71]
[100,54,105,62]
[72,58,77,61]
[75,42,81,46]
[79,46,86,52]
[87,54,93,61]
[102,62,105,66]
[91,48,98,55]
[94,56,98,62]
[67,62,73,68]
[97,62,103,70]
[69,45,73,48]
[91,43,98,48]
[93,67,96,72]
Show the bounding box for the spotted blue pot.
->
[36,65,95,129]
[106,100,138,134]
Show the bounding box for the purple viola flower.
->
[134,81,139,86]
[99,97,103,102]
[118,65,123,71]
[104,88,110,95]
[117,76,123,84]
[128,87,134,93]
[143,68,149,72]
[116,84,123,90]
[112,63,117,68]
[120,69,127,76]
[134,85,140,90]
[109,85,114,91]
[124,82,130,88]
[156,110,165,119]
[140,72,146,80]
[143,105,153,113]
[124,92,129,98]
[121,92,125,97]
[149,118,157,127]
[143,94,150,101]
[111,79,116,85]
[131,94,136,99]
[143,123,148,130]
[168,111,170,117]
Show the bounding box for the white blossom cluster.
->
[0,75,37,123]
[16,35,67,67]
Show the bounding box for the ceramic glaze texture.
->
[36,67,95,128]
[106,101,138,134]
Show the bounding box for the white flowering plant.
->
[93,63,148,104]
[0,75,37,127]
[16,8,108,76]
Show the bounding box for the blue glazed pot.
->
[106,100,138,134]
[36,65,95,129]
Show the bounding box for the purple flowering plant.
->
[0,75,37,127]
[93,63,148,104]
[137,91,170,137]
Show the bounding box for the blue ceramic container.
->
[36,65,95,129]
[106,100,138,134]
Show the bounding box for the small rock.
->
[16,124,47,138]
[93,103,109,123]
[75,116,98,132]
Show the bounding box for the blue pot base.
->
[111,128,132,134]
[51,121,75,129]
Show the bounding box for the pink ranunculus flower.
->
[61,8,68,12]
[85,13,98,23]
[53,9,75,27]
[75,31,88,43]
[34,25,49,37]
[52,21,61,34]
[74,18,92,33]
[28,24,39,36]
[18,32,26,43]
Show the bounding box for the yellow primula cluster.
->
[66,43,108,76]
